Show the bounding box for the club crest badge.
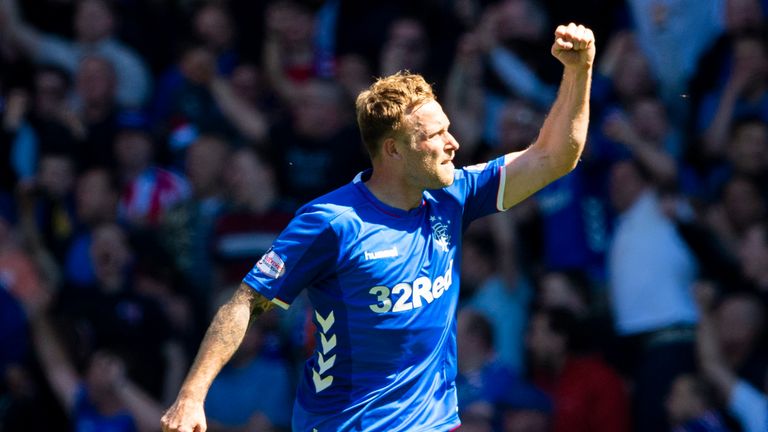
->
[430,216,451,252]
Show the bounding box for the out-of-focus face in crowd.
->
[731,36,768,91]
[33,68,69,118]
[720,177,765,233]
[224,149,275,206]
[497,99,544,153]
[739,224,768,286]
[114,130,153,174]
[230,64,263,106]
[266,1,315,47]
[629,97,669,143]
[715,293,765,365]
[89,223,131,289]
[725,0,765,32]
[538,272,589,317]
[193,4,234,53]
[728,121,768,175]
[75,169,117,224]
[179,47,216,85]
[185,135,230,196]
[664,374,710,426]
[37,154,75,199]
[75,0,114,43]
[76,56,116,106]
[609,160,647,214]
[494,0,547,43]
[614,48,656,102]
[381,18,429,74]
[293,80,346,140]
[526,311,565,370]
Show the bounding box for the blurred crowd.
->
[0,0,767,431]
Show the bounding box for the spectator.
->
[738,222,768,294]
[537,271,591,318]
[160,134,230,311]
[0,0,151,107]
[62,168,119,288]
[461,228,532,372]
[455,308,518,415]
[602,96,681,185]
[0,90,23,195]
[208,66,270,145]
[592,31,657,115]
[379,17,430,77]
[496,382,554,432]
[699,118,768,201]
[694,283,768,432]
[17,152,77,263]
[608,159,699,432]
[8,66,82,180]
[713,292,768,390]
[706,176,766,258]
[625,0,724,107]
[0,278,60,431]
[0,201,46,305]
[74,55,120,170]
[443,31,485,161]
[262,0,321,106]
[665,373,731,432]
[537,269,623,362]
[699,34,768,158]
[335,53,374,106]
[688,0,765,115]
[192,3,239,76]
[213,148,293,288]
[269,78,368,206]
[0,277,27,383]
[476,0,558,110]
[113,112,190,228]
[205,303,293,431]
[157,45,270,148]
[527,307,630,432]
[57,223,181,400]
[23,286,164,432]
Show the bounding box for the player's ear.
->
[382,137,403,160]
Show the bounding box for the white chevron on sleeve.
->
[320,333,337,354]
[315,310,335,333]
[317,352,337,375]
[312,369,333,393]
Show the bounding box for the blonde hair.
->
[355,71,435,158]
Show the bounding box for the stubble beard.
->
[422,163,455,190]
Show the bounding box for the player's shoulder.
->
[296,182,366,227]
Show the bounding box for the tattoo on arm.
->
[177,283,274,399]
[246,285,274,324]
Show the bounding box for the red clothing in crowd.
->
[533,355,631,432]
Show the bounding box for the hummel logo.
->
[364,246,398,261]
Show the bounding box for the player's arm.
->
[161,283,274,432]
[500,23,595,209]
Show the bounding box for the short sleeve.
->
[242,208,337,309]
[448,155,506,229]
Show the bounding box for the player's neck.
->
[365,168,424,211]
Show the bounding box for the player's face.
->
[402,100,460,189]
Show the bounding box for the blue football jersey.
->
[243,156,507,431]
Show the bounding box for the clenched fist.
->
[551,23,596,69]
